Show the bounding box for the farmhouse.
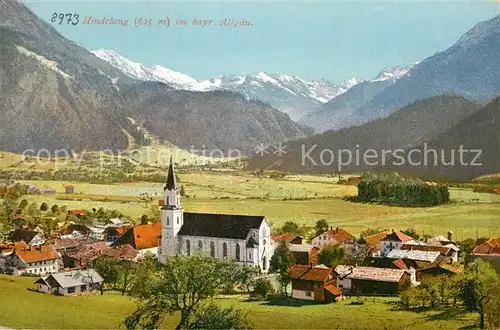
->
[311,227,356,249]
[158,158,273,272]
[64,185,75,194]
[471,237,500,273]
[334,265,411,295]
[9,228,46,246]
[289,264,343,303]
[4,243,62,276]
[34,269,103,295]
[373,230,414,257]
[288,244,320,266]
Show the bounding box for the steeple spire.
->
[165,156,177,190]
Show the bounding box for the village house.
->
[471,237,500,273]
[104,226,126,242]
[34,269,103,295]
[9,228,46,246]
[289,264,343,303]
[416,262,462,284]
[158,158,273,272]
[111,223,162,257]
[288,244,320,266]
[311,227,356,249]
[64,185,75,194]
[369,230,414,257]
[271,234,302,245]
[400,241,459,263]
[334,265,412,295]
[3,242,62,276]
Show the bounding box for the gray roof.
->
[288,243,317,252]
[335,265,406,283]
[386,249,440,262]
[46,269,103,288]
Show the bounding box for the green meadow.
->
[0,275,478,330]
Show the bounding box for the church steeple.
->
[165,156,177,191]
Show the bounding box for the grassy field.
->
[0,275,478,330]
[16,171,500,240]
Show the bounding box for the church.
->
[158,158,273,272]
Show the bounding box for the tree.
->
[318,244,346,268]
[51,204,59,214]
[125,254,238,330]
[27,202,39,217]
[314,219,329,236]
[269,241,294,295]
[18,199,28,210]
[234,266,259,297]
[251,277,275,300]
[457,238,476,258]
[180,185,186,197]
[140,214,149,225]
[117,259,136,296]
[40,202,49,212]
[279,221,301,236]
[459,259,500,329]
[88,255,120,294]
[188,304,252,330]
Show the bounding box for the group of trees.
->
[88,253,277,329]
[355,178,450,207]
[399,260,500,329]
[90,254,257,329]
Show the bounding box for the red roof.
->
[472,237,500,256]
[383,231,414,243]
[68,210,87,215]
[314,228,356,244]
[15,245,59,263]
[112,223,162,250]
[64,185,74,188]
[324,284,342,296]
[289,265,332,282]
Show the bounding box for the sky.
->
[24,0,500,82]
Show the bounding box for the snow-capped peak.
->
[92,49,198,86]
[371,62,419,82]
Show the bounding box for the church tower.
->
[159,157,184,262]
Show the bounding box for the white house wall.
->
[292,289,315,301]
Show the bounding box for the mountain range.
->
[92,49,362,121]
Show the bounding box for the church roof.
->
[165,158,176,190]
[178,213,265,240]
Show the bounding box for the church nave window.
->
[186,240,191,256]
[198,240,203,251]
[210,241,215,257]
[177,217,180,224]
[222,242,228,259]
[166,217,169,226]
[235,243,240,261]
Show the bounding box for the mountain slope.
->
[121,82,311,152]
[248,95,482,174]
[386,97,500,180]
[0,1,310,153]
[351,15,500,126]
[0,0,135,152]
[300,63,416,132]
